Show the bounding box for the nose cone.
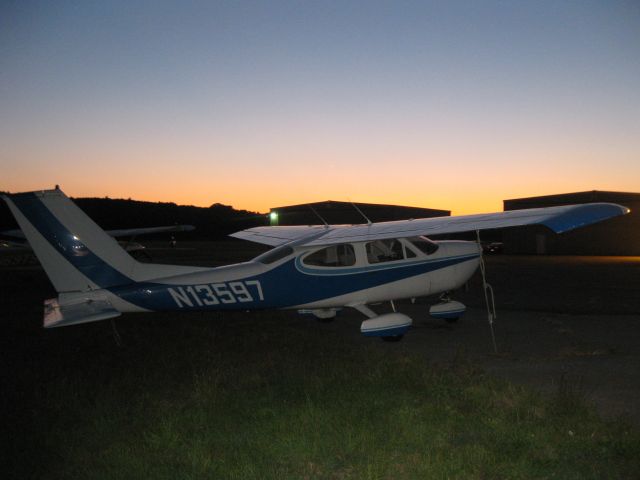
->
[461,242,481,280]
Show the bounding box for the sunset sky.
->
[2,1,639,214]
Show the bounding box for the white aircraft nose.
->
[469,241,483,257]
[444,240,481,257]
[446,241,481,286]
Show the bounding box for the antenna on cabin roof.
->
[308,204,330,228]
[351,201,372,226]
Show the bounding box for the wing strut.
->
[476,230,498,354]
[110,318,123,347]
[350,202,372,226]
[308,205,330,227]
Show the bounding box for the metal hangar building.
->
[503,190,640,255]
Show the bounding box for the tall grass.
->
[4,311,639,479]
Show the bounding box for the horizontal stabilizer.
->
[44,297,121,328]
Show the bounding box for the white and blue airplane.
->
[2,187,629,339]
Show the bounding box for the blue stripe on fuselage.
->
[110,253,479,311]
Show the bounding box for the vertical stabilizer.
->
[3,189,136,293]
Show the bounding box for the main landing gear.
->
[354,302,412,341]
[429,292,467,323]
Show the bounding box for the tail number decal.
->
[168,280,264,308]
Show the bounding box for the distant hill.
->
[0,193,267,240]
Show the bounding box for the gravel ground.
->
[341,305,640,423]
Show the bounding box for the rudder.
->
[3,188,136,293]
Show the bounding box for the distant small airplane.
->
[1,224,195,262]
[2,187,629,339]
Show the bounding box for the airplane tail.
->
[3,188,139,293]
[2,188,141,327]
[3,188,208,328]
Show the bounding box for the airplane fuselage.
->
[83,239,481,314]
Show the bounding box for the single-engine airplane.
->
[2,188,629,339]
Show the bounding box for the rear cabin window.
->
[366,239,404,264]
[303,244,356,267]
[409,237,439,255]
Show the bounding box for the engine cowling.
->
[361,313,412,337]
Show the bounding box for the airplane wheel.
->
[382,335,404,342]
[444,317,459,323]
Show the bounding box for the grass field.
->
[3,305,639,479]
[3,246,640,479]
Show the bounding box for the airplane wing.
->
[1,225,195,242]
[0,229,26,241]
[230,203,630,247]
[230,224,329,246]
[104,224,195,238]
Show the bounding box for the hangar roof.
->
[271,200,449,214]
[269,200,450,226]
[504,190,640,209]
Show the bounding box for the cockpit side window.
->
[404,243,417,258]
[409,236,439,255]
[303,244,356,267]
[366,239,404,264]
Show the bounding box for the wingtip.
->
[607,203,631,217]
[544,203,630,234]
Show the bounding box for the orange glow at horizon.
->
[3,129,638,217]
[5,166,636,217]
